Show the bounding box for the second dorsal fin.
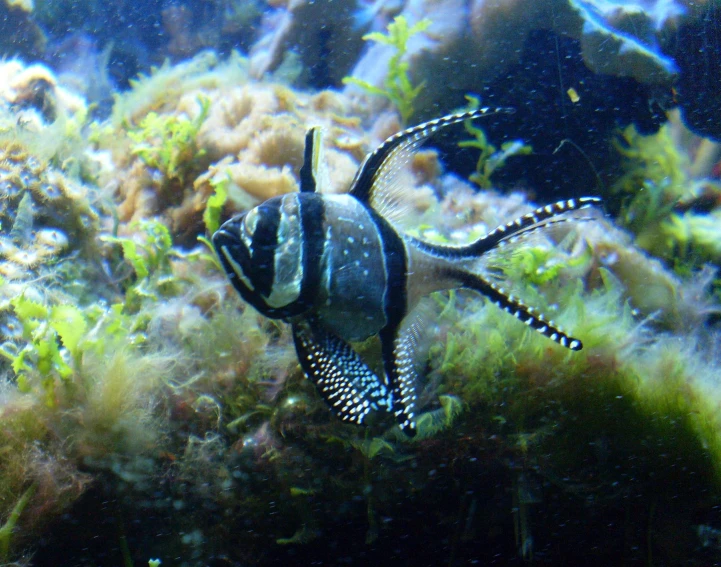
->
[348,107,513,209]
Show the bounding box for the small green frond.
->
[203,175,229,235]
[341,77,387,97]
[103,236,149,279]
[342,15,431,124]
[11,296,48,322]
[50,304,87,357]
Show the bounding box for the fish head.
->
[212,195,309,318]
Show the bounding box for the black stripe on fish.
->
[295,193,325,312]
[249,203,281,299]
[349,107,513,205]
[451,269,583,350]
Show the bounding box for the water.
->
[0,0,720,565]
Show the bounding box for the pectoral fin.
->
[292,319,391,424]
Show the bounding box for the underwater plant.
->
[343,15,431,124]
[128,96,210,184]
[102,221,188,313]
[4,296,86,407]
[612,118,721,270]
[459,96,533,190]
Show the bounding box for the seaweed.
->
[5,296,86,406]
[612,120,721,269]
[102,221,183,312]
[0,483,36,562]
[128,96,210,184]
[459,95,532,189]
[343,16,431,124]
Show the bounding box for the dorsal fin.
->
[348,108,513,211]
[299,127,325,193]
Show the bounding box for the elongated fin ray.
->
[452,270,583,351]
[292,319,391,425]
[380,323,422,437]
[414,197,602,259]
[349,108,513,212]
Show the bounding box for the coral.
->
[567,0,681,82]
[343,15,431,124]
[0,138,99,271]
[108,51,246,128]
[247,0,367,86]
[0,60,87,128]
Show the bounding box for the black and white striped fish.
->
[212,108,601,436]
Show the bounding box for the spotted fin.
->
[292,319,391,425]
[451,270,583,351]
[380,317,427,437]
[349,108,513,216]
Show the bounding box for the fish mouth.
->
[212,216,244,248]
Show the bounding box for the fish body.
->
[213,109,601,435]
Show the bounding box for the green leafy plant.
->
[128,96,210,183]
[102,221,181,312]
[492,243,593,287]
[459,95,532,189]
[412,395,464,440]
[2,296,87,406]
[343,16,431,124]
[195,174,229,270]
[203,174,229,236]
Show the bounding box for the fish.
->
[212,108,601,436]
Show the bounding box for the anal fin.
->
[292,319,391,425]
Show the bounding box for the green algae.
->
[613,120,721,269]
[458,95,533,190]
[343,16,430,124]
[0,483,36,561]
[128,96,210,184]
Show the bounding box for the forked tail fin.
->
[427,197,604,351]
